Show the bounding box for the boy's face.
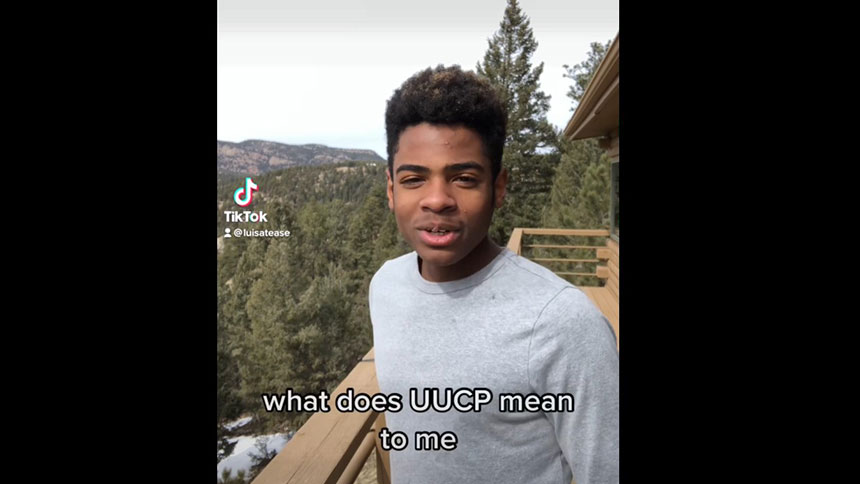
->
[387,122,507,280]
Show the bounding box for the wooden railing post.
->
[374,413,391,484]
[506,228,524,255]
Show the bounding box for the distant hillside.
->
[218,139,385,177]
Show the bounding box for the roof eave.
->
[563,33,620,141]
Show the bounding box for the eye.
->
[400,177,424,187]
[453,175,478,186]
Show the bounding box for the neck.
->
[418,237,502,283]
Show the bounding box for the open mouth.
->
[418,227,460,247]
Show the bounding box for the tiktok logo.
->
[233,177,259,207]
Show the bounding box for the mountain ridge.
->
[218,139,385,177]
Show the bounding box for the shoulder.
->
[499,252,603,325]
[494,250,577,300]
[527,286,618,389]
[534,286,617,352]
[492,251,614,341]
[370,251,415,290]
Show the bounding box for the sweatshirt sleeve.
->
[527,287,619,484]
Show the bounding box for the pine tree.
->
[563,39,613,109]
[542,136,609,230]
[248,437,278,478]
[542,38,613,231]
[345,184,390,279]
[540,40,613,286]
[221,237,269,379]
[477,0,560,246]
[239,239,297,431]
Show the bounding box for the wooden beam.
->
[506,228,524,255]
[607,136,619,159]
[607,238,618,252]
[568,76,620,140]
[520,228,610,237]
[596,289,619,323]
[606,276,619,300]
[335,431,377,484]
[596,266,610,279]
[608,259,619,279]
[375,413,391,484]
[524,244,605,250]
[606,239,619,268]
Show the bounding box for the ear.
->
[493,168,508,209]
[386,169,395,212]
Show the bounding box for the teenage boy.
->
[369,65,619,484]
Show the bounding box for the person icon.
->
[224,228,232,238]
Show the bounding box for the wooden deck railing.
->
[251,347,390,484]
[506,228,613,285]
[250,228,618,484]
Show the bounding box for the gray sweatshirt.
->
[369,248,619,484]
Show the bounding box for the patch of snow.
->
[217,433,290,480]
[223,415,253,431]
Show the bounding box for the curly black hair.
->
[385,65,507,180]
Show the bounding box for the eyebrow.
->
[394,161,485,175]
[395,164,430,175]
[448,162,485,173]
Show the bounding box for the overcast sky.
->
[218,0,618,158]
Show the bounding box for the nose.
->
[420,178,456,213]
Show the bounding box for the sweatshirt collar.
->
[407,248,514,294]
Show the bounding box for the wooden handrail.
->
[251,348,387,484]
[518,228,610,237]
[508,228,613,284]
[524,244,605,250]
